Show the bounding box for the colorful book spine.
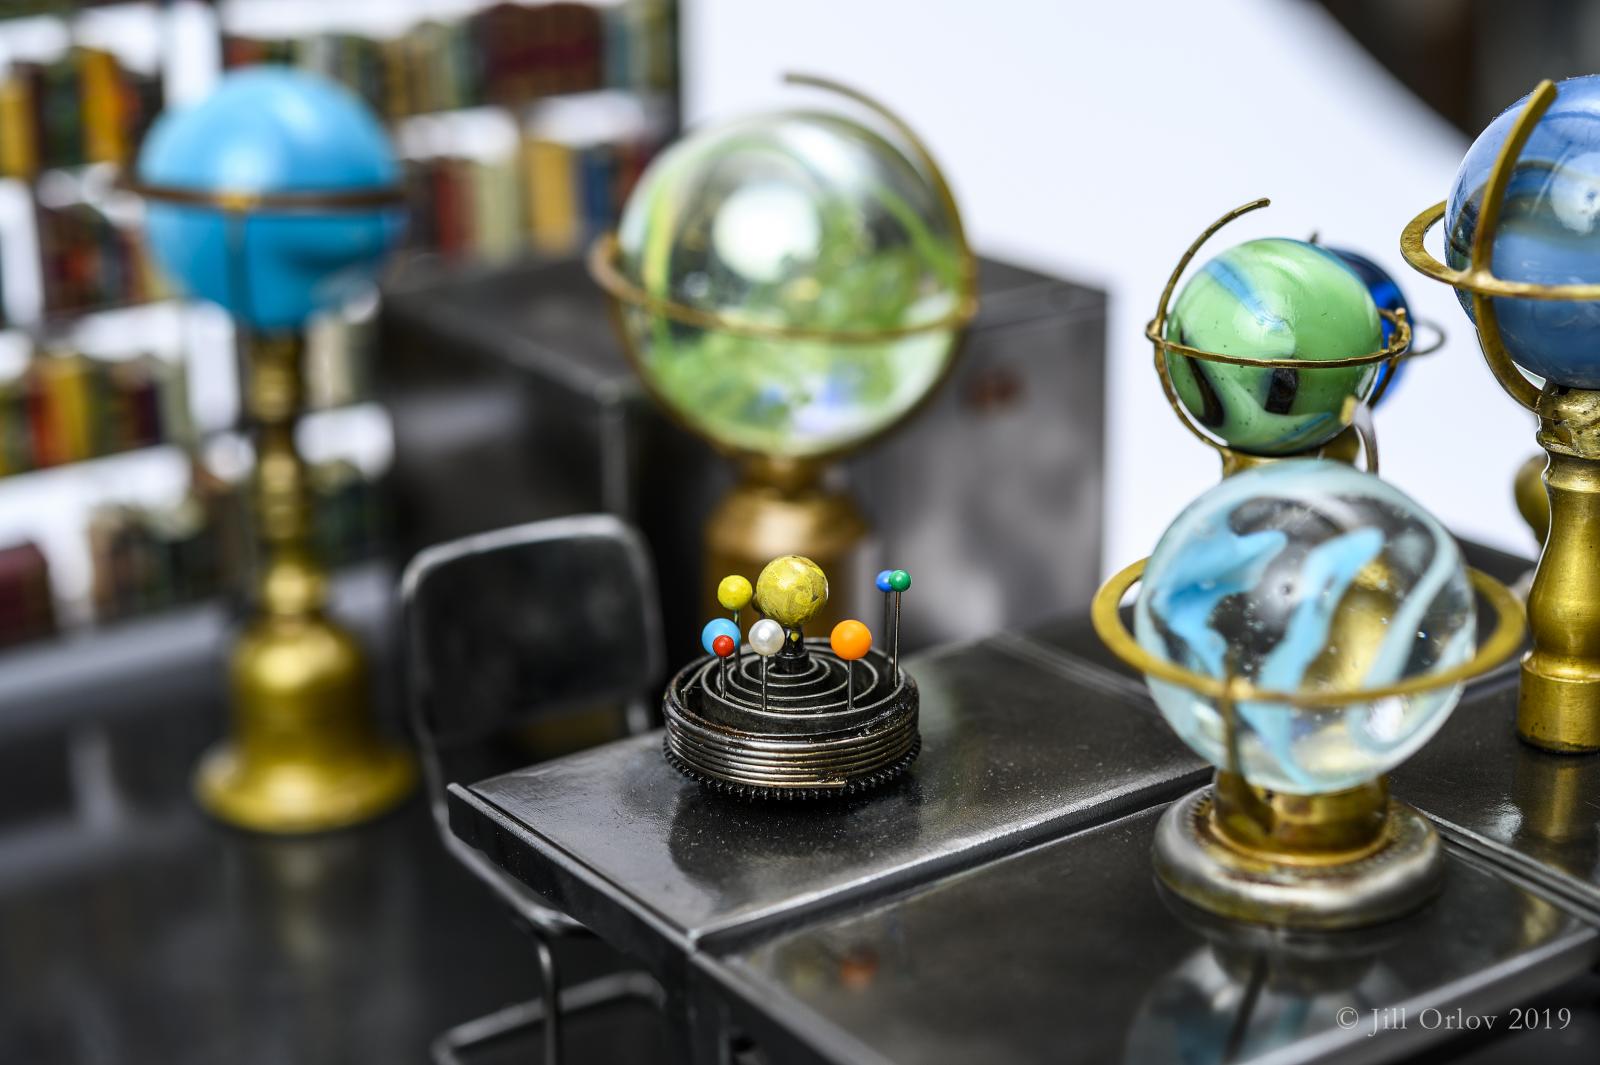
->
[0,542,56,649]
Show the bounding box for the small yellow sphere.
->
[717,574,753,612]
[754,555,829,629]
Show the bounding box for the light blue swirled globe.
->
[1446,75,1600,387]
[137,67,406,331]
[1134,461,1474,795]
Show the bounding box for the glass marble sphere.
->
[1133,460,1475,795]
[615,110,965,458]
[1328,246,1411,404]
[1165,238,1382,455]
[137,67,405,332]
[1446,75,1600,388]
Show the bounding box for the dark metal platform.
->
[696,804,1600,1065]
[449,613,1600,1064]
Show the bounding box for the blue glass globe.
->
[137,67,405,332]
[1446,75,1600,388]
[1134,460,1474,795]
[1328,246,1410,403]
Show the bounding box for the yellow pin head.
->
[754,556,829,629]
[717,574,753,612]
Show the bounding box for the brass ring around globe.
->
[587,232,979,344]
[1091,560,1524,709]
[1144,307,1411,371]
[120,178,405,215]
[1400,80,1596,415]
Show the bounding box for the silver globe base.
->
[1152,786,1444,931]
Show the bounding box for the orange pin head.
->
[830,620,872,661]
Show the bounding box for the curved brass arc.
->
[1091,560,1524,709]
[782,72,977,301]
[1405,315,1448,358]
[1469,79,1557,413]
[1154,198,1272,329]
[1150,198,1272,455]
[1471,80,1557,274]
[588,233,978,342]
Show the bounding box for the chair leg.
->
[534,931,562,1065]
[432,970,663,1065]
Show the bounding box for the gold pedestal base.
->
[1519,390,1600,754]
[198,611,415,835]
[705,459,872,634]
[1153,775,1443,930]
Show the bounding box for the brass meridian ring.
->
[1091,560,1524,708]
[588,232,978,344]
[123,178,405,214]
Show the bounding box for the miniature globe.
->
[614,110,966,458]
[137,67,406,332]
[1445,75,1600,387]
[1133,460,1474,795]
[1165,238,1382,455]
[1328,246,1411,403]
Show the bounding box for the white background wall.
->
[683,0,1541,573]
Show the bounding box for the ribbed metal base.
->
[662,639,919,800]
[1152,787,1444,930]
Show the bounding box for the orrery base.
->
[662,639,919,800]
[1152,786,1444,930]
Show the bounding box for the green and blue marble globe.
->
[1134,460,1474,795]
[1165,238,1382,455]
[137,67,405,332]
[1446,75,1600,388]
[615,110,966,458]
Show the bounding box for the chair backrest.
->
[401,514,664,805]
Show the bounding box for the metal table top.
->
[1392,677,1600,924]
[448,638,1209,987]
[696,802,1600,1065]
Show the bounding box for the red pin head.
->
[712,634,736,659]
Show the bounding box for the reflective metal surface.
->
[1393,673,1600,922]
[700,803,1600,1065]
[449,638,1210,991]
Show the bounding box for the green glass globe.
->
[615,111,967,459]
[1164,237,1382,456]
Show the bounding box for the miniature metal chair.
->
[402,514,666,1065]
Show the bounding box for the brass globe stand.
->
[1093,559,1523,928]
[1402,79,1600,753]
[1149,199,1413,479]
[590,74,978,633]
[133,180,415,832]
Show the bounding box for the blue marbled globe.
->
[1134,460,1474,795]
[1328,246,1411,403]
[1446,75,1600,388]
[137,67,405,331]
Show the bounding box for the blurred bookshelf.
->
[0,0,680,652]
